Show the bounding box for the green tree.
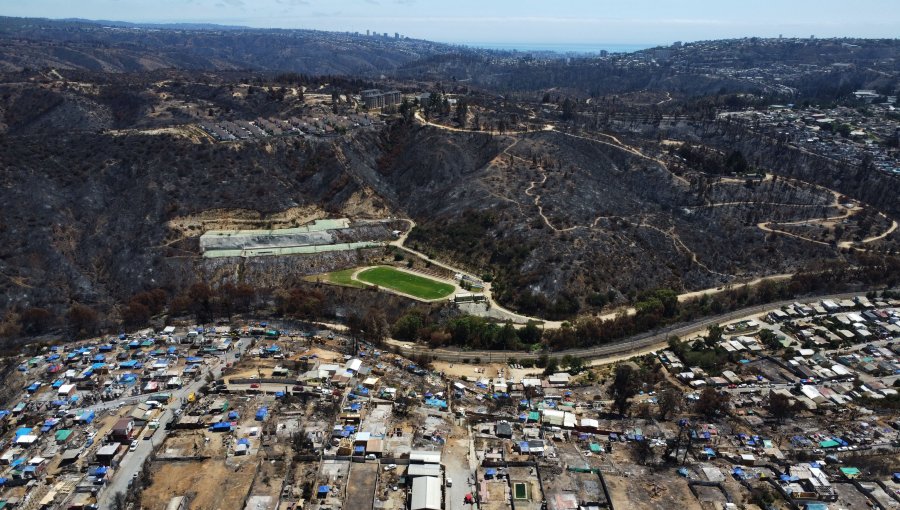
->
[704,325,724,348]
[518,321,542,345]
[543,357,559,376]
[611,364,638,416]
[392,312,424,341]
[758,329,781,350]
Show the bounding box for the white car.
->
[129,441,138,452]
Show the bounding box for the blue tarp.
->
[14,427,32,438]
[318,485,330,495]
[228,411,239,420]
[80,410,95,424]
[186,357,203,363]
[99,345,113,352]
[485,468,497,477]
[93,355,105,362]
[210,422,232,432]
[52,379,64,388]
[425,398,447,409]
[238,438,250,446]
[255,407,268,421]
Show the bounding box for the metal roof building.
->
[410,476,442,510]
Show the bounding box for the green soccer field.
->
[356,266,455,300]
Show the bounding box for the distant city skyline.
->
[3,0,900,47]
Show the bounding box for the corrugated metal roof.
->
[411,476,441,510]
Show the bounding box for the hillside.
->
[1,93,882,327]
[0,16,456,75]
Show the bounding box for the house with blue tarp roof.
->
[79,410,95,424]
[93,355,105,362]
[47,354,60,361]
[99,345,113,352]
[186,357,203,363]
[210,422,232,432]
[120,360,138,368]
[255,407,268,421]
[128,340,140,349]
[317,485,330,497]
[14,427,32,438]
[91,363,106,370]
[51,380,64,388]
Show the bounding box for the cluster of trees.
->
[541,253,900,352]
[392,310,543,351]
[0,303,100,341]
[670,144,756,176]
[383,250,900,356]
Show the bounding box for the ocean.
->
[461,42,656,54]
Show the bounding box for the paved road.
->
[387,291,876,363]
[96,341,249,508]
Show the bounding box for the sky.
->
[3,0,899,47]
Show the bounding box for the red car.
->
[250,383,260,389]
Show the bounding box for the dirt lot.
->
[832,482,873,509]
[347,462,379,510]
[605,472,703,510]
[159,430,224,457]
[140,458,255,510]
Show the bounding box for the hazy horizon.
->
[3,0,900,46]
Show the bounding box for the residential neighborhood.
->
[0,290,897,509]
